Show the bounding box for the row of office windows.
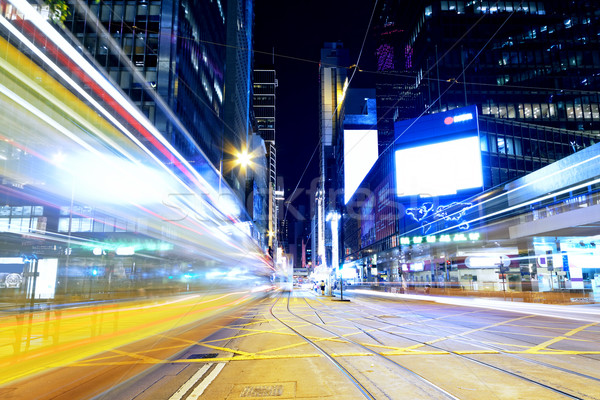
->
[495,49,600,69]
[75,32,159,69]
[57,218,136,233]
[483,134,581,161]
[433,1,546,15]
[483,155,550,173]
[0,217,45,234]
[482,102,600,122]
[57,206,137,233]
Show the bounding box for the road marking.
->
[525,322,599,353]
[168,363,211,400]
[187,362,226,399]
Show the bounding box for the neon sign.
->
[405,201,473,234]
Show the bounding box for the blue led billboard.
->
[394,105,483,197]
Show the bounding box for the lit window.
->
[575,104,583,119]
[566,104,574,120]
[497,137,506,153]
[583,104,591,119]
[507,105,516,118]
[499,105,507,118]
[591,104,599,119]
[541,103,549,118]
[524,104,532,119]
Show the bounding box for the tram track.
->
[270,291,462,400]
[346,294,600,384]
[303,291,597,399]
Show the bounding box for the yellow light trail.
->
[0,292,256,385]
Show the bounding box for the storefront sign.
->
[400,232,480,245]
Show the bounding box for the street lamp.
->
[327,211,340,298]
[236,149,252,169]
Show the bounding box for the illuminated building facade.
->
[62,0,256,200]
[378,2,600,126]
[0,1,271,301]
[343,106,600,295]
[253,68,277,248]
[315,42,349,270]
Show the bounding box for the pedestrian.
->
[320,280,325,295]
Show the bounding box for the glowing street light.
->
[236,149,252,168]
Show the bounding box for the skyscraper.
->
[375,1,599,187]
[63,0,255,203]
[316,42,349,269]
[253,68,277,248]
[223,0,254,200]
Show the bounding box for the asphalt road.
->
[1,289,599,399]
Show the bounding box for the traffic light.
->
[446,259,452,270]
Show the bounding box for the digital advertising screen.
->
[394,105,483,198]
[344,129,378,204]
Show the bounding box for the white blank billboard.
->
[344,129,378,204]
[395,136,483,197]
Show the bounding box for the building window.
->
[497,136,506,154]
[591,104,599,120]
[507,104,516,118]
[532,104,541,119]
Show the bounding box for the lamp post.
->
[327,211,340,298]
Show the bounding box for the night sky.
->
[253,0,378,218]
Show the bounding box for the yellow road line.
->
[525,322,599,353]
[110,349,164,363]
[66,348,600,367]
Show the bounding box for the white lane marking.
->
[187,362,226,399]
[168,363,212,400]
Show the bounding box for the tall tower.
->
[224,0,255,202]
[317,42,349,269]
[61,0,257,202]
[253,68,278,248]
[375,1,600,188]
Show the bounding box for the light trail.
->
[0,291,263,385]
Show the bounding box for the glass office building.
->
[382,1,600,129]
[61,0,256,197]
[374,1,599,189]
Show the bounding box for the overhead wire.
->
[61,0,599,232]
[282,0,379,224]
[380,0,526,159]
